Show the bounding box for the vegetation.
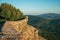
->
[28,15,60,40]
[0,3,24,21]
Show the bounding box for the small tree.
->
[0,3,24,21]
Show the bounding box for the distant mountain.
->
[26,13,60,40]
[28,13,60,31]
[38,13,60,19]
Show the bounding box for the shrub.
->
[0,3,24,21]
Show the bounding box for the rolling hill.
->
[27,13,60,40]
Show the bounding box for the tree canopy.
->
[0,3,24,21]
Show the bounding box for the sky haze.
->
[0,0,60,15]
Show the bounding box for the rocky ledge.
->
[1,16,46,40]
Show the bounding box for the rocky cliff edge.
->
[1,16,46,40]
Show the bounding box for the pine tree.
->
[0,3,24,21]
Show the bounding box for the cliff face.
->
[1,16,46,40]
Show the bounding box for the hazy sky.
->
[0,0,60,15]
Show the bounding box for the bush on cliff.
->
[0,3,24,21]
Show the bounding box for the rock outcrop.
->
[1,16,46,40]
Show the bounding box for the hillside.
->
[27,13,60,40]
[38,13,60,19]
